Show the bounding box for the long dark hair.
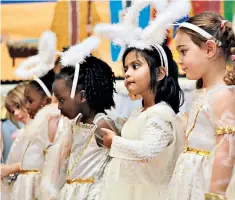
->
[122,45,184,113]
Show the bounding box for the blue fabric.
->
[1,120,23,163]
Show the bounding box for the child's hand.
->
[0,164,10,178]
[0,163,20,179]
[101,128,115,149]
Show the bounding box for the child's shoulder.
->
[144,102,176,122]
[94,113,118,132]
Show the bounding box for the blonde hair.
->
[178,12,235,88]
[5,83,28,127]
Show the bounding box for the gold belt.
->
[19,169,40,174]
[66,178,95,184]
[184,147,211,156]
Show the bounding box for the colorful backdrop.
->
[1,0,235,82]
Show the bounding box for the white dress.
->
[11,104,60,200]
[1,128,29,200]
[168,85,235,200]
[100,102,184,200]
[58,113,112,200]
[39,115,73,200]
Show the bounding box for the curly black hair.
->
[55,55,116,113]
[122,45,184,114]
[29,69,56,97]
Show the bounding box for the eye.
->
[123,66,128,73]
[28,99,33,104]
[132,63,140,70]
[15,103,20,109]
[59,98,64,104]
[180,50,187,56]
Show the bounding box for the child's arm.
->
[176,112,188,138]
[40,117,72,200]
[206,88,235,198]
[0,121,3,161]
[102,117,172,160]
[95,118,119,147]
[0,163,20,178]
[48,116,60,143]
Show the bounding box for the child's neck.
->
[202,59,227,89]
[142,91,155,111]
[80,111,97,124]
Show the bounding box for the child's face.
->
[24,84,48,119]
[8,104,29,124]
[175,31,210,80]
[123,51,151,96]
[53,79,83,119]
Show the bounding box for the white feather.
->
[95,0,190,51]
[14,55,40,79]
[14,30,57,79]
[124,0,167,27]
[94,0,172,50]
[142,0,191,44]
[94,24,128,46]
[61,36,101,66]
[38,31,57,66]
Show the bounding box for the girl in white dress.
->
[94,1,190,199]
[1,83,29,200]
[168,12,235,200]
[0,31,61,200]
[42,36,118,200]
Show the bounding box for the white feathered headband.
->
[94,0,191,76]
[14,31,57,97]
[59,36,101,99]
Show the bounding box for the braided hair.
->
[55,55,116,113]
[178,11,235,87]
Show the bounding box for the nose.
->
[124,68,132,79]
[14,109,20,116]
[177,57,183,66]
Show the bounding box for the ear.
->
[80,90,87,103]
[157,67,166,81]
[42,97,52,106]
[205,40,217,59]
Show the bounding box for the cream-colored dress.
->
[58,113,112,200]
[168,85,235,200]
[10,104,60,200]
[39,115,73,200]
[100,102,184,200]
[1,127,27,200]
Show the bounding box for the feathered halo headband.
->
[14,31,57,97]
[59,36,101,99]
[94,0,191,76]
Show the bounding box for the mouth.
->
[126,81,135,87]
[18,117,24,122]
